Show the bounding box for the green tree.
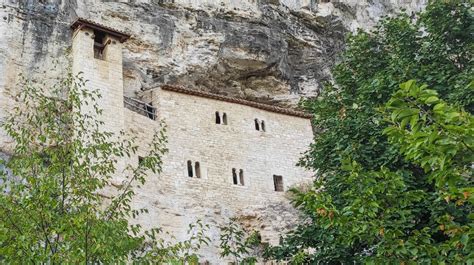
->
[0,73,209,263]
[267,1,473,263]
[219,218,264,264]
[383,81,473,263]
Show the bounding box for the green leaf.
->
[425,96,439,104]
[434,103,446,111]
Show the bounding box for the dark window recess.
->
[232,168,238,185]
[187,160,193,177]
[145,102,155,120]
[195,162,201,178]
[222,113,228,125]
[254,119,260,131]
[187,160,202,178]
[273,175,283,192]
[239,169,244,186]
[138,156,144,165]
[232,168,244,186]
[216,112,228,125]
[255,119,266,131]
[93,30,106,60]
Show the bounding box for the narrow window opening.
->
[195,162,201,178]
[138,156,144,166]
[215,111,221,124]
[222,113,228,125]
[232,168,238,185]
[254,119,260,131]
[261,120,265,132]
[93,30,106,60]
[187,160,193,177]
[273,175,283,192]
[145,101,155,120]
[239,169,244,186]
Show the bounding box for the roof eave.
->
[70,18,131,43]
[161,85,313,119]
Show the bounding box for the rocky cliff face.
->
[1,0,426,109]
[0,0,427,262]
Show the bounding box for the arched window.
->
[187,160,193,177]
[232,168,238,185]
[239,169,244,186]
[261,120,265,132]
[254,119,260,131]
[222,113,228,125]
[195,162,201,178]
[215,112,221,124]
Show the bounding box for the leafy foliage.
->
[219,218,265,264]
[385,80,473,194]
[383,81,473,262]
[300,0,472,174]
[268,1,473,264]
[0,73,209,263]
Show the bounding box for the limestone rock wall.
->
[1,0,426,111]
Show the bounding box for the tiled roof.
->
[161,85,313,119]
[70,17,131,42]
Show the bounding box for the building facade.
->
[72,18,315,263]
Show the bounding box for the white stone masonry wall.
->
[125,89,314,263]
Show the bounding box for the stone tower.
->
[71,18,130,134]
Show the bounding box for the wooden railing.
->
[123,96,156,120]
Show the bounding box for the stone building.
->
[71,18,314,262]
[0,0,429,262]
